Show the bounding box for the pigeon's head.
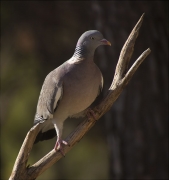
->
[77,30,111,50]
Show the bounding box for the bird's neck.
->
[73,46,94,59]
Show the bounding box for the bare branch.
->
[9,13,151,180]
[94,48,151,115]
[112,13,145,85]
[27,117,96,179]
[9,123,41,180]
[122,48,151,85]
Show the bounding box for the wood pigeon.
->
[34,30,111,155]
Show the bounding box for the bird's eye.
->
[90,37,94,40]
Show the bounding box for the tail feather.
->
[34,128,56,144]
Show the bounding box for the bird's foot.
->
[54,139,69,156]
[87,108,98,120]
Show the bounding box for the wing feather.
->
[34,72,63,124]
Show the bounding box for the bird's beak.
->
[100,39,111,46]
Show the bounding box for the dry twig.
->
[9,13,151,180]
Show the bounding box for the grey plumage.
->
[34,30,111,153]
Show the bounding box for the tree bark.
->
[9,14,151,180]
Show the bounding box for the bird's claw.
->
[87,108,98,120]
[54,139,69,156]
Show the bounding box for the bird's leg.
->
[54,138,68,156]
[52,121,69,156]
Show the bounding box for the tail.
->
[33,119,56,144]
[34,128,56,144]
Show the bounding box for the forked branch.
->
[9,13,151,180]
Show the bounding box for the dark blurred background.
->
[1,1,168,180]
